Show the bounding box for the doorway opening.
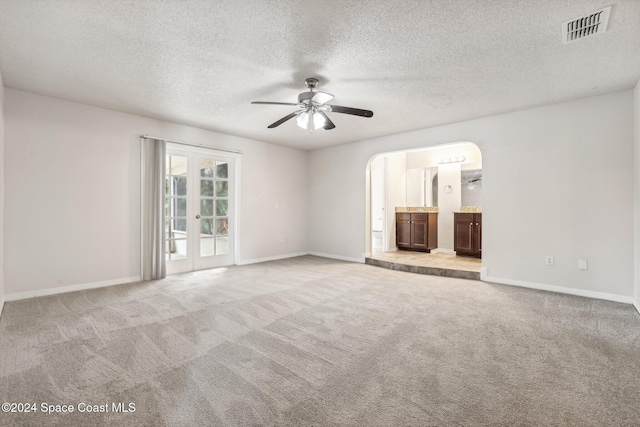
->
[165,143,237,275]
[365,142,483,279]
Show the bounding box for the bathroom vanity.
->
[395,208,438,252]
[454,212,482,258]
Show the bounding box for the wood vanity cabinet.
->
[454,213,482,258]
[396,213,438,252]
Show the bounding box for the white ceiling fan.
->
[252,78,374,131]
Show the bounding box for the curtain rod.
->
[141,135,242,154]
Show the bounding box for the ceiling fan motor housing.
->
[304,77,319,89]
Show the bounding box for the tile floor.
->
[366,250,481,280]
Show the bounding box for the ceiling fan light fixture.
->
[252,78,373,131]
[296,111,309,129]
[312,112,326,129]
[296,111,326,131]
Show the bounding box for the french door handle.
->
[195,214,201,219]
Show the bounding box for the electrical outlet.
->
[278,236,283,244]
[578,259,588,270]
[545,256,554,266]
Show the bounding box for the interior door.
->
[165,147,235,274]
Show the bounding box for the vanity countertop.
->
[455,206,482,213]
[395,207,439,213]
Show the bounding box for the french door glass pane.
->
[173,177,187,196]
[200,159,214,177]
[200,199,214,216]
[174,198,187,217]
[166,154,188,261]
[215,181,228,197]
[172,219,187,232]
[216,237,229,255]
[215,218,228,236]
[171,239,187,260]
[170,156,187,176]
[216,162,228,179]
[200,238,214,257]
[215,200,228,216]
[200,219,214,236]
[166,219,187,238]
[200,180,214,197]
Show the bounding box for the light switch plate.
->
[578,259,588,270]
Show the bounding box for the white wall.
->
[405,168,423,207]
[384,153,407,252]
[405,143,482,171]
[0,69,5,315]
[309,90,635,301]
[4,89,309,297]
[635,78,640,311]
[370,156,384,232]
[436,163,461,251]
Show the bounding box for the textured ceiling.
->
[0,0,639,150]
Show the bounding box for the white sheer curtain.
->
[141,137,166,280]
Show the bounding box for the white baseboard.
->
[308,252,364,264]
[5,276,142,302]
[483,274,634,304]
[237,251,365,266]
[236,252,309,266]
[633,299,640,315]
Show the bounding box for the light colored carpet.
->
[1,255,639,426]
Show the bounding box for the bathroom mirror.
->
[406,168,481,207]
[406,167,439,207]
[461,169,482,206]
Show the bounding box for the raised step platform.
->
[365,251,481,280]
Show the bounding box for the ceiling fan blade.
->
[327,105,374,118]
[318,111,335,130]
[267,111,302,128]
[310,91,333,105]
[252,101,300,106]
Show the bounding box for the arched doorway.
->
[365,142,483,278]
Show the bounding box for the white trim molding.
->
[5,276,142,302]
[308,252,365,264]
[633,299,640,315]
[483,274,634,305]
[238,251,365,265]
[236,252,310,266]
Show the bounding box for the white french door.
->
[165,145,235,274]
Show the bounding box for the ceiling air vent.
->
[562,5,611,44]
